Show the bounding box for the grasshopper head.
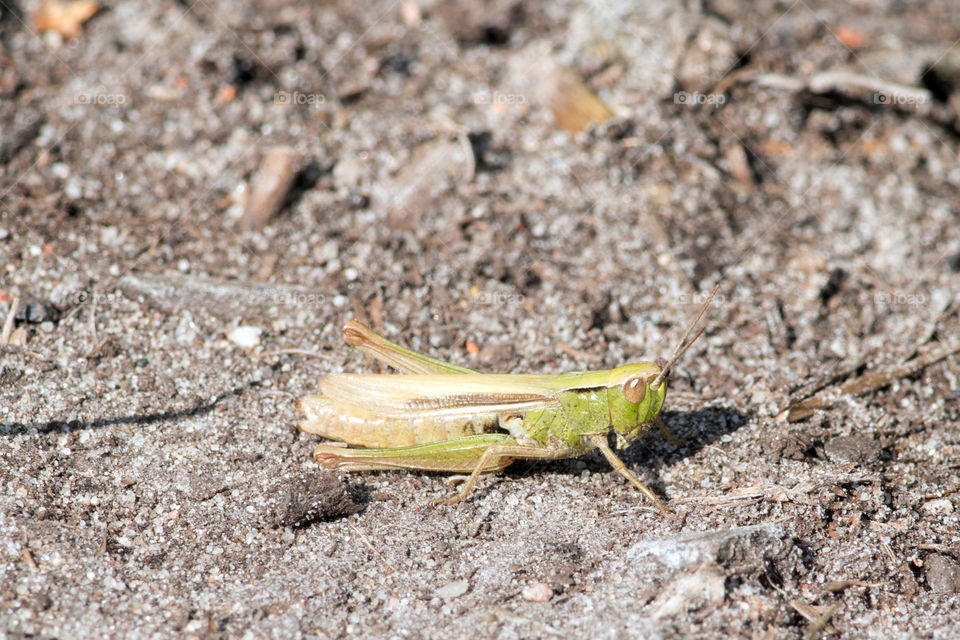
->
[607,285,719,448]
[607,363,667,446]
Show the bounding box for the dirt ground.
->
[2,0,960,638]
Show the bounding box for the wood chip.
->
[648,563,725,619]
[240,146,299,231]
[376,137,469,231]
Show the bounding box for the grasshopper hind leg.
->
[315,434,577,505]
[313,433,517,474]
[434,442,581,506]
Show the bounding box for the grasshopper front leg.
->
[586,434,668,511]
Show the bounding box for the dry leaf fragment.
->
[509,48,613,133]
[32,1,100,38]
[833,26,866,50]
[215,84,237,103]
[543,65,614,133]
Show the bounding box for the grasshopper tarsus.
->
[431,493,467,507]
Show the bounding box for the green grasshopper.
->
[299,288,716,508]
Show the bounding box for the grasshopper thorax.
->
[606,363,666,446]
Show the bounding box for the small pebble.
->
[924,554,960,593]
[522,581,553,603]
[230,325,262,348]
[264,472,358,527]
[24,302,58,324]
[436,579,469,600]
[922,498,954,516]
[823,435,880,465]
[64,180,82,199]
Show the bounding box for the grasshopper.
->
[299,288,716,508]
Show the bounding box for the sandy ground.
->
[2,0,960,638]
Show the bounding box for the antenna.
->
[649,284,719,389]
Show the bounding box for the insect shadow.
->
[500,406,750,500]
[0,381,260,437]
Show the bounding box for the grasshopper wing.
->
[318,373,562,418]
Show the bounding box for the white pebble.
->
[522,582,553,602]
[230,325,262,348]
[435,579,469,600]
[64,180,83,199]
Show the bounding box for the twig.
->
[252,348,333,360]
[347,522,394,574]
[823,580,883,593]
[88,284,100,354]
[22,546,38,571]
[488,606,564,637]
[777,341,960,421]
[1,297,18,345]
[0,344,50,361]
[749,71,932,115]
[917,543,960,555]
[802,602,841,640]
[556,342,603,363]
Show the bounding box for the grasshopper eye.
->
[623,376,647,404]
